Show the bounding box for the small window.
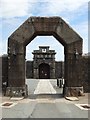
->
[41,55,43,58]
[45,55,47,58]
[37,55,39,58]
[49,55,51,58]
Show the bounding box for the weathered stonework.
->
[1,55,8,95]
[6,85,28,97]
[6,17,83,97]
[32,46,56,79]
[1,54,90,96]
[26,61,33,78]
[26,46,64,79]
[81,55,90,92]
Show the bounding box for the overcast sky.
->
[0,0,89,61]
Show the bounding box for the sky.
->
[0,0,89,61]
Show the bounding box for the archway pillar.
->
[6,41,28,97]
[64,42,83,97]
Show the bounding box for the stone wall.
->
[1,54,90,93]
[25,57,90,93]
[55,61,64,78]
[0,56,2,93]
[0,55,8,95]
[1,55,8,86]
[26,61,64,79]
[81,56,90,92]
[26,61,33,78]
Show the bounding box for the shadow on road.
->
[28,93,64,99]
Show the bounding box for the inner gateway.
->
[39,63,50,79]
[26,36,64,79]
[26,46,64,79]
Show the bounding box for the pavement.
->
[34,79,56,94]
[0,79,90,119]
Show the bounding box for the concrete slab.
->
[31,103,61,118]
[2,101,37,118]
[37,98,55,103]
[26,79,39,95]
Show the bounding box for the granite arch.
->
[7,17,83,97]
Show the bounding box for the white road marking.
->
[75,104,90,110]
[34,80,56,94]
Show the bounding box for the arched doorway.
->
[39,63,50,79]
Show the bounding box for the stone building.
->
[1,50,90,93]
[26,46,64,79]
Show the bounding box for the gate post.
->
[6,40,28,97]
[64,42,83,97]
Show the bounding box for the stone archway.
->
[7,17,83,97]
[39,63,50,79]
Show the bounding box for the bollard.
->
[57,79,59,86]
[59,79,63,88]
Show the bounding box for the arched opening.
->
[26,36,64,61]
[39,63,50,79]
[25,36,64,97]
[26,36,64,79]
[7,17,83,97]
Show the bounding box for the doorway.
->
[39,63,50,79]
